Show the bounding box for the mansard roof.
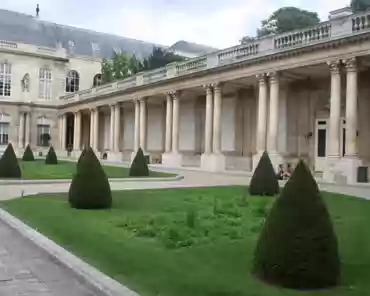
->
[0,8,157,59]
[169,40,218,55]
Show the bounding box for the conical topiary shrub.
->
[252,160,340,289]
[76,147,87,170]
[45,146,58,165]
[249,151,279,196]
[68,147,112,209]
[0,143,21,179]
[22,144,35,161]
[129,147,149,177]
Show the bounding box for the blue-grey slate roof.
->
[0,9,158,59]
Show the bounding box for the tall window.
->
[93,74,102,87]
[39,67,52,99]
[0,63,11,97]
[65,70,79,93]
[37,124,51,147]
[0,122,9,145]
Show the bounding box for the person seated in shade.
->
[284,163,295,178]
[276,164,285,180]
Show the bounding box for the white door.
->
[315,118,346,172]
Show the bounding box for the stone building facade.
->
[1,7,370,184]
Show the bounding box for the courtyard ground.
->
[1,186,369,296]
[17,159,172,179]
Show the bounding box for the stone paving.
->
[0,218,96,296]
[0,166,369,295]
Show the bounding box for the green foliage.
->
[22,144,34,161]
[253,160,340,289]
[68,147,112,209]
[249,151,279,196]
[351,0,370,12]
[129,148,149,177]
[45,146,58,165]
[101,53,133,83]
[0,143,21,179]
[141,46,184,71]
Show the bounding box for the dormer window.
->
[91,42,100,57]
[68,40,75,55]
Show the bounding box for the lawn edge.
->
[0,174,184,185]
[0,208,140,296]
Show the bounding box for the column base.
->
[72,150,83,159]
[323,156,341,183]
[107,152,123,162]
[200,153,226,172]
[324,156,363,184]
[161,152,183,168]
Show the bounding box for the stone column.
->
[133,99,140,152]
[267,72,280,153]
[165,93,173,153]
[114,104,120,152]
[328,60,342,158]
[344,58,358,157]
[204,85,213,154]
[109,105,115,151]
[256,74,267,153]
[18,112,25,149]
[172,91,180,153]
[25,112,31,146]
[73,111,81,150]
[93,107,99,151]
[212,83,222,154]
[61,114,66,150]
[139,98,147,151]
[89,109,94,148]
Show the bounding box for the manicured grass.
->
[1,187,370,296]
[17,159,172,179]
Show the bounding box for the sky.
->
[0,0,350,49]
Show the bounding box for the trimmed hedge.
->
[0,143,21,179]
[249,151,279,196]
[129,147,149,177]
[45,146,58,165]
[252,160,340,289]
[68,147,112,209]
[22,144,35,161]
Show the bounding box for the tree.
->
[240,7,320,42]
[0,143,21,179]
[129,148,149,177]
[141,46,185,71]
[351,0,370,12]
[45,146,58,165]
[101,52,133,83]
[68,147,112,209]
[22,144,35,161]
[249,151,279,196]
[253,160,340,289]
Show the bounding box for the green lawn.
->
[17,159,172,179]
[1,187,370,296]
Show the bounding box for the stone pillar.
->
[172,92,180,153]
[25,112,31,146]
[133,99,140,152]
[345,58,358,157]
[93,107,99,151]
[73,111,81,151]
[139,98,147,151]
[256,74,267,153]
[89,109,94,148]
[109,105,115,151]
[212,83,222,154]
[61,114,66,150]
[267,72,280,153]
[18,112,25,149]
[328,60,342,158]
[204,85,213,154]
[165,93,173,153]
[114,104,120,152]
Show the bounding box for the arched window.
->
[39,67,52,99]
[0,63,11,97]
[93,73,102,87]
[65,70,79,93]
[0,113,10,145]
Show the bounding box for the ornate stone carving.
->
[213,82,222,93]
[256,73,266,84]
[21,73,30,92]
[267,71,279,84]
[344,57,357,72]
[327,60,341,74]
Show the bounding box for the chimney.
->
[36,4,40,18]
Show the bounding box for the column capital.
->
[139,97,148,103]
[169,90,182,99]
[327,60,341,74]
[267,71,280,84]
[256,73,266,84]
[344,57,357,72]
[214,82,223,93]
